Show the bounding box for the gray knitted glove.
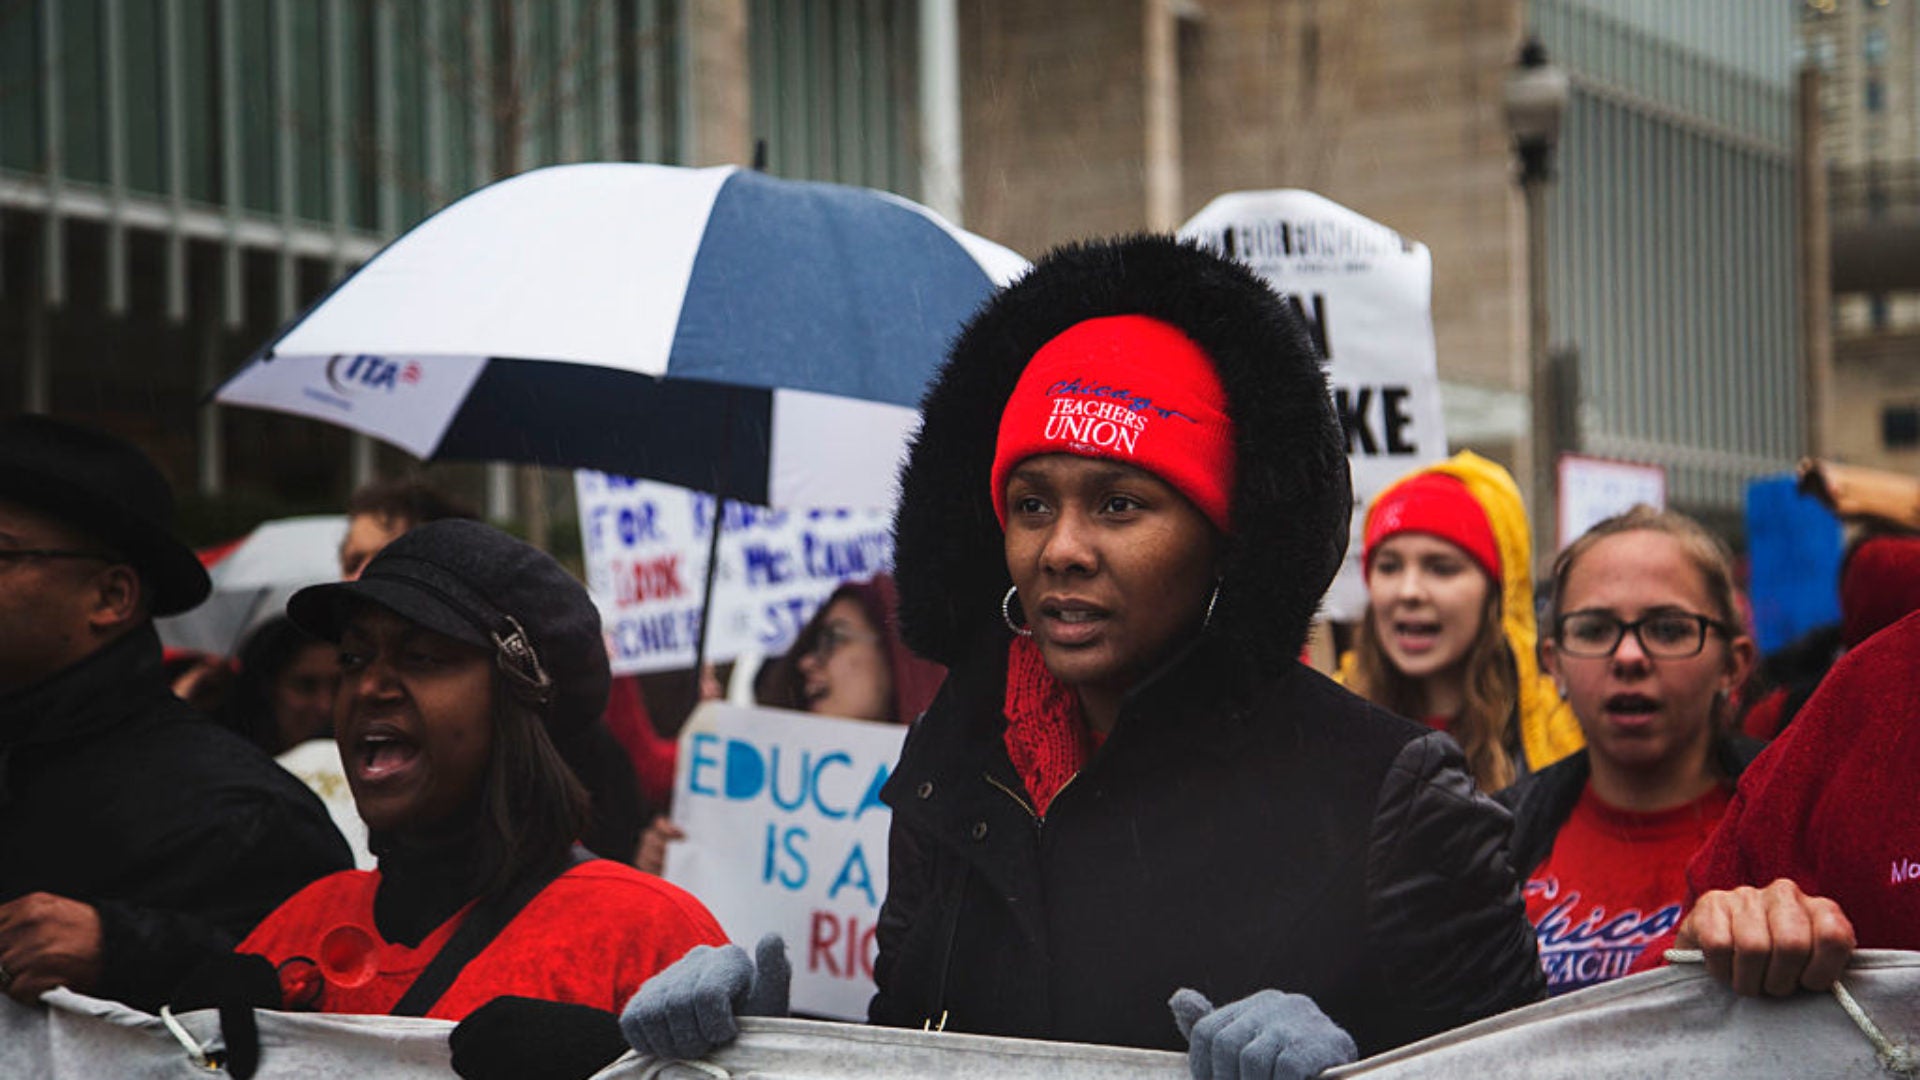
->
[1169,988,1358,1080]
[620,934,791,1061]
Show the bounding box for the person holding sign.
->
[624,238,1543,1079]
[775,574,946,725]
[1337,453,1585,790]
[1499,506,1761,996]
[633,573,943,876]
[178,521,725,1080]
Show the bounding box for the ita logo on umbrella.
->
[324,355,424,397]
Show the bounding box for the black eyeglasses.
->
[1553,610,1730,660]
[0,548,118,567]
[810,623,880,663]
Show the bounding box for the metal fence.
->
[1534,0,1802,512]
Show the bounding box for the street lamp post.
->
[1504,37,1569,565]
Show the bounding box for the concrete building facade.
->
[3,0,1810,541]
[1800,0,1920,475]
[957,0,1805,525]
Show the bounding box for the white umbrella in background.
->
[157,515,348,657]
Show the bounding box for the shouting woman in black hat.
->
[626,238,1542,1079]
[228,520,724,1025]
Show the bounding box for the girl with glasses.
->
[1339,453,1585,790]
[1501,505,1761,995]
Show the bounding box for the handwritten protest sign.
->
[575,471,894,675]
[1182,190,1446,620]
[1556,453,1666,553]
[664,703,906,1020]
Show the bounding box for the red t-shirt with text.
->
[1524,783,1731,995]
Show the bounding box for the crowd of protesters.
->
[3,233,1917,1080]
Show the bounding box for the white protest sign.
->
[1181,191,1446,621]
[664,703,905,1021]
[575,472,894,675]
[1556,453,1666,552]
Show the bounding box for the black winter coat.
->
[1498,736,1767,878]
[879,239,1545,1056]
[870,628,1546,1056]
[0,625,352,1009]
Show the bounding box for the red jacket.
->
[238,860,726,1020]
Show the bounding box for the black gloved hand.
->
[168,952,283,1080]
[450,996,629,1080]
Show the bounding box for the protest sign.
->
[576,471,894,675]
[1181,191,1446,620]
[1745,474,1844,655]
[1555,453,1666,553]
[664,703,906,1021]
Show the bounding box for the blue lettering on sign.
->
[743,543,793,586]
[770,747,808,813]
[688,733,721,796]
[828,842,877,906]
[810,753,852,820]
[761,823,810,890]
[725,739,767,800]
[692,497,793,536]
[856,763,890,820]
[757,597,815,649]
[615,502,662,547]
[706,738,892,821]
[801,530,894,580]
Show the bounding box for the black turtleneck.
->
[369,817,493,947]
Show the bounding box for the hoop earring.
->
[1002,586,1033,637]
[1202,580,1222,632]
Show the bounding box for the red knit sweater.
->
[238,860,726,1020]
[1686,609,1920,949]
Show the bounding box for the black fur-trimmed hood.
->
[892,236,1351,676]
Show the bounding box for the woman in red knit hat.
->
[624,237,1544,1080]
[1339,451,1583,791]
[1499,505,1760,996]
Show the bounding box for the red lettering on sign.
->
[806,911,879,980]
[620,554,685,603]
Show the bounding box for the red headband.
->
[990,316,1236,532]
[1364,472,1501,581]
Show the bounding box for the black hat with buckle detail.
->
[287,519,610,740]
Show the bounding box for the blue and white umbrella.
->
[215,163,1026,510]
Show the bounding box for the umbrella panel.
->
[435,360,777,505]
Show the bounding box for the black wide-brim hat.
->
[0,415,212,616]
[288,519,611,741]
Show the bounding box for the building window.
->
[1865,27,1888,64]
[1884,405,1920,449]
[1867,79,1886,112]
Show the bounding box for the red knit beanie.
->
[989,315,1236,532]
[1840,533,1920,648]
[1364,472,1501,581]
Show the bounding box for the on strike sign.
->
[663,704,906,1021]
[1181,190,1447,620]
